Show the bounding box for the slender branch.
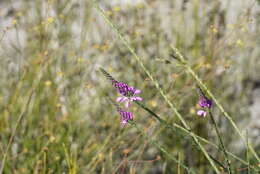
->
[208,110,232,174]
[131,121,196,174]
[0,89,34,174]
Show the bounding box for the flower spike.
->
[196,87,213,117]
[106,97,133,126]
[100,67,118,85]
[101,68,143,108]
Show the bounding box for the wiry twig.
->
[100,67,118,85]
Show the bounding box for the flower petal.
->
[134,96,143,101]
[116,97,123,102]
[134,89,141,94]
[197,110,207,117]
[116,96,127,103]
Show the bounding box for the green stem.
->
[131,121,196,174]
[135,101,257,171]
[170,46,260,162]
[208,110,232,173]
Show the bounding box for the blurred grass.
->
[0,0,260,173]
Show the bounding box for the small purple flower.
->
[114,82,135,97]
[197,109,207,117]
[100,68,143,108]
[116,84,143,108]
[198,96,212,108]
[197,95,212,117]
[118,109,133,126]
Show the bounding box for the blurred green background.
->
[0,0,260,173]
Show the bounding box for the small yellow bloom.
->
[205,63,211,69]
[171,73,179,79]
[100,44,109,51]
[136,3,145,9]
[123,149,130,155]
[56,103,62,108]
[77,57,84,63]
[134,31,140,36]
[98,153,104,160]
[45,80,52,86]
[23,148,28,153]
[57,71,63,77]
[47,17,54,24]
[105,10,113,16]
[149,100,157,107]
[210,25,218,34]
[236,39,244,46]
[85,83,93,89]
[212,28,218,34]
[50,136,56,142]
[47,0,53,4]
[12,19,17,25]
[227,24,234,29]
[59,14,64,19]
[92,44,100,49]
[16,12,23,17]
[113,6,121,12]
[33,25,40,32]
[55,156,60,161]
[241,26,247,32]
[189,108,196,114]
[44,50,48,56]
[108,66,114,73]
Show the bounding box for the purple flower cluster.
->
[118,109,133,127]
[197,96,212,117]
[101,68,143,126]
[114,82,134,96]
[114,82,143,108]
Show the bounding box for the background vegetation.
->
[0,0,260,173]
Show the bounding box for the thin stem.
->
[135,101,258,171]
[131,121,196,174]
[170,46,260,162]
[0,89,34,174]
[208,110,232,174]
[92,2,220,172]
[246,130,251,174]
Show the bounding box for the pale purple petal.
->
[129,113,133,120]
[116,97,127,103]
[134,96,143,101]
[131,96,143,101]
[197,110,207,117]
[129,87,135,91]
[134,89,141,94]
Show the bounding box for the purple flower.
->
[118,109,133,126]
[197,95,212,117]
[115,83,143,108]
[198,96,212,108]
[100,68,143,108]
[197,110,207,117]
[114,82,135,97]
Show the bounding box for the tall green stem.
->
[208,110,232,173]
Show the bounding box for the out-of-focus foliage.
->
[0,0,259,173]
